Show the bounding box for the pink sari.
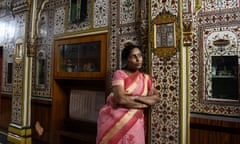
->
[96,70,153,144]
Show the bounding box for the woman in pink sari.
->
[96,42,160,144]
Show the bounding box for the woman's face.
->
[126,47,143,71]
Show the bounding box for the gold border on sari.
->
[100,109,139,144]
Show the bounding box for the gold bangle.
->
[142,104,147,108]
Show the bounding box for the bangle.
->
[142,104,148,108]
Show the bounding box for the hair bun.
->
[123,40,136,47]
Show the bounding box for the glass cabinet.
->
[52,33,108,143]
[59,41,101,73]
[211,56,238,100]
[54,33,107,79]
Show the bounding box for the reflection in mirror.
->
[155,23,175,48]
[36,51,46,87]
[69,0,88,24]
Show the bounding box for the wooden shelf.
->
[51,33,108,144]
[212,75,237,78]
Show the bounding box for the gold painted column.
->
[179,0,191,144]
[7,0,36,143]
[181,20,193,144]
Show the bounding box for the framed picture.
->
[151,12,179,58]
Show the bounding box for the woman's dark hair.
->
[121,42,142,62]
[121,41,142,69]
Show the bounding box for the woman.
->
[96,41,160,144]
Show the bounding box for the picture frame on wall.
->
[151,11,179,58]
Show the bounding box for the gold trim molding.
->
[195,0,202,12]
[8,123,32,144]
[8,124,32,137]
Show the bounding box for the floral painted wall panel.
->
[190,1,240,116]
[54,6,65,35]
[54,0,109,35]
[0,19,15,92]
[203,0,238,11]
[0,0,23,93]
[150,0,180,144]
[151,55,180,144]
[0,0,31,125]
[151,0,178,18]
[31,0,109,97]
[94,0,108,28]
[6,6,27,126]
[29,0,58,97]
[109,0,144,72]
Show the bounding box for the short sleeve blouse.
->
[112,70,127,87]
[111,70,153,91]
